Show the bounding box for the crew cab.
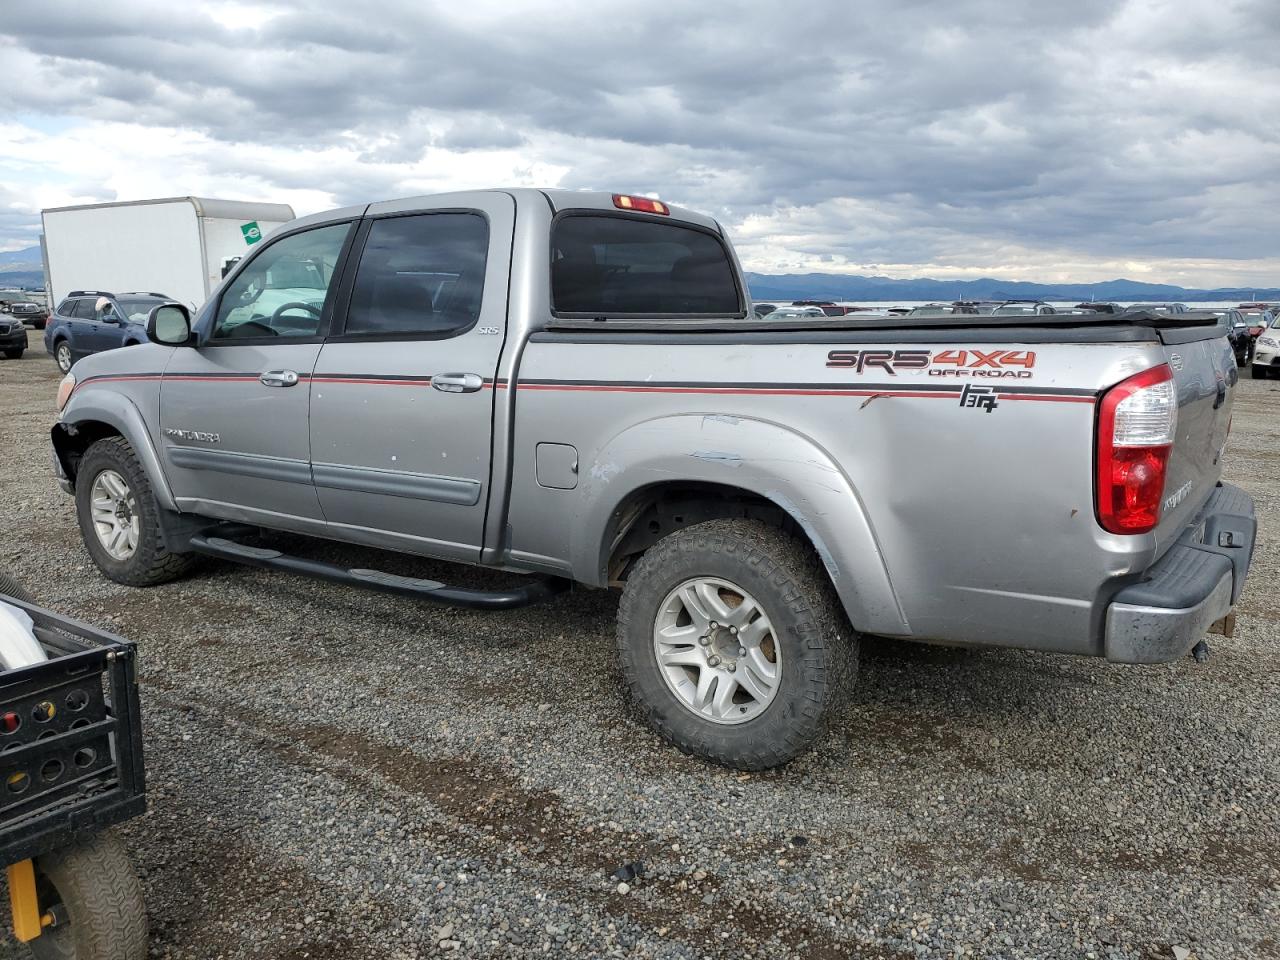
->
[48,190,1256,769]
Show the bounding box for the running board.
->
[188,533,568,610]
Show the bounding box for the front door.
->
[309,194,514,560]
[159,221,354,527]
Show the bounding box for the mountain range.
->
[1,245,1275,302]
[744,272,1280,303]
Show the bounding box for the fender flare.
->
[52,391,177,512]
[571,413,909,635]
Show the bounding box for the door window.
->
[210,223,351,341]
[70,299,96,320]
[343,213,489,338]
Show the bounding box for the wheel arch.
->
[52,393,176,511]
[573,414,908,635]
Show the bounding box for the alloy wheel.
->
[652,577,782,725]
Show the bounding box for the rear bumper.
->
[1105,482,1255,664]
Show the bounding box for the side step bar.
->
[189,533,569,610]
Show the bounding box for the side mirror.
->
[147,303,194,346]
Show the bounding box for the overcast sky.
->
[2,0,1278,284]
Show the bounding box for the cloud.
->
[0,0,1278,285]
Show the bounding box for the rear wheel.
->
[75,437,196,586]
[616,519,856,770]
[26,832,147,960]
[54,341,72,373]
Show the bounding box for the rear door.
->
[159,221,355,525]
[67,299,97,358]
[308,192,515,560]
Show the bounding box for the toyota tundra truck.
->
[48,189,1256,769]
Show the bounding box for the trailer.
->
[41,197,295,310]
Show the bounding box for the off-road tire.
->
[0,573,35,604]
[27,831,147,960]
[3,349,22,360]
[75,437,195,586]
[616,519,857,770]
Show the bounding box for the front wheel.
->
[75,437,196,586]
[3,349,21,360]
[54,342,72,373]
[26,831,147,960]
[1251,365,1270,379]
[616,519,856,770]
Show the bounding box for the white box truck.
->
[41,197,296,310]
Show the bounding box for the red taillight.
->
[613,194,669,215]
[1096,364,1177,534]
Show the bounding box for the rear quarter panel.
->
[508,335,1175,654]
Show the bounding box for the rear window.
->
[551,214,742,317]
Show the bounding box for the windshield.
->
[117,299,161,323]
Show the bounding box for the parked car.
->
[791,300,848,316]
[0,315,26,359]
[954,300,1004,314]
[1075,302,1124,315]
[1125,303,1189,315]
[1252,313,1280,378]
[906,302,972,317]
[991,300,1056,316]
[1,299,49,329]
[49,189,1254,770]
[751,303,778,317]
[1207,309,1253,365]
[767,306,829,318]
[1237,308,1274,341]
[44,291,174,373]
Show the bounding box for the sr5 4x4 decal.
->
[826,348,1037,378]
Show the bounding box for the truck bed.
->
[543,310,1227,344]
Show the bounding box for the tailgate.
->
[1154,320,1237,553]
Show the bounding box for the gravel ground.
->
[0,329,1277,960]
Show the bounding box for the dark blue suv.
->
[44,291,172,372]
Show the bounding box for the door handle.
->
[431,373,484,394]
[260,369,300,388]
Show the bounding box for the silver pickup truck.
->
[49,189,1256,769]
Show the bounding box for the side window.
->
[70,299,96,320]
[344,213,489,338]
[211,223,350,341]
[55,299,74,317]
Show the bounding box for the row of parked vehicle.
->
[8,287,1280,379]
[751,299,1280,374]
